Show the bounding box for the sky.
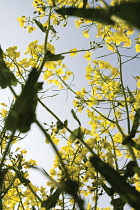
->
[0,0,139,209]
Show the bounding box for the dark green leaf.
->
[41,189,61,210]
[0,47,17,88]
[34,19,46,32]
[122,108,140,147]
[90,156,140,209]
[45,50,65,61]
[56,7,115,25]
[5,68,42,133]
[83,0,87,9]
[112,1,140,29]
[130,108,140,138]
[59,179,79,196]
[50,25,56,33]
[123,161,136,180]
[59,179,84,210]
[56,119,68,133]
[56,1,140,29]
[102,183,114,196]
[14,169,30,186]
[111,198,125,210]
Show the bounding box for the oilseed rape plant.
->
[0,0,140,209]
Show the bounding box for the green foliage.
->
[5,68,42,133]
[0,47,17,88]
[56,1,140,29]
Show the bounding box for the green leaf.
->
[50,25,56,33]
[45,50,65,61]
[56,7,115,25]
[112,1,140,29]
[59,179,79,196]
[41,189,61,210]
[13,168,30,186]
[130,108,140,138]
[56,1,140,29]
[34,19,46,32]
[71,109,81,126]
[69,127,84,142]
[111,198,125,210]
[5,68,42,133]
[123,161,136,180]
[56,119,68,132]
[90,156,140,209]
[0,47,17,88]
[122,109,140,147]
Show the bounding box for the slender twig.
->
[0,130,16,168]
[35,119,69,178]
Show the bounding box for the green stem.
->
[38,7,52,75]
[38,99,98,157]
[35,119,69,178]
[28,183,42,203]
[0,130,16,168]
[116,47,137,163]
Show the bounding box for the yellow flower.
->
[50,168,56,177]
[0,103,7,107]
[52,79,61,86]
[0,109,8,118]
[69,48,78,57]
[6,46,20,59]
[76,87,86,97]
[74,19,83,29]
[17,16,26,27]
[51,135,60,145]
[84,51,92,61]
[27,26,36,33]
[66,70,73,76]
[55,68,64,75]
[82,30,89,38]
[43,70,53,80]
[136,44,140,52]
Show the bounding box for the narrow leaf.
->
[45,50,65,61]
[0,47,17,88]
[5,68,42,133]
[112,1,140,29]
[34,19,46,32]
[41,189,61,209]
[56,7,115,25]
[71,109,81,126]
[90,156,140,209]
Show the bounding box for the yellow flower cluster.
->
[43,60,73,89]
[6,46,20,59]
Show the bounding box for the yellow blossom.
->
[69,48,78,57]
[55,68,64,75]
[66,70,73,76]
[50,168,56,177]
[84,51,92,61]
[0,109,8,118]
[74,19,83,29]
[17,16,26,27]
[27,26,36,33]
[82,30,89,38]
[0,103,7,107]
[43,70,53,80]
